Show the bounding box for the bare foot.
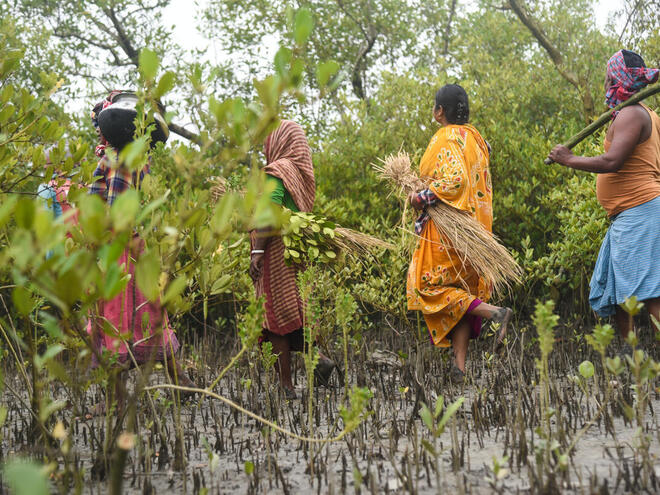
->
[449,363,465,384]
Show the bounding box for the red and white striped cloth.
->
[263,120,315,212]
[254,120,315,335]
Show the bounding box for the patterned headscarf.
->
[605,50,659,115]
[263,120,315,212]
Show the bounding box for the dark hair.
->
[434,84,469,124]
[622,49,645,68]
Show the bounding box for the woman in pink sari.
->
[87,92,194,401]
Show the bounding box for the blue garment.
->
[37,183,62,218]
[589,196,660,317]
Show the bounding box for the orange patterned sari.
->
[406,124,493,347]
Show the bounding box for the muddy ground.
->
[1,323,659,494]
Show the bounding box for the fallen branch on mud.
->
[144,383,367,444]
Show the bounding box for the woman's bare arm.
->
[548,106,647,173]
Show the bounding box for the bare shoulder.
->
[617,104,651,124]
[612,105,647,130]
[619,104,652,141]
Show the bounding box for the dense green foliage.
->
[0,0,657,366]
[0,0,657,352]
[0,1,659,492]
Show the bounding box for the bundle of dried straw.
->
[373,150,522,297]
[209,177,394,256]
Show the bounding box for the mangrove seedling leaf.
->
[139,48,159,80]
[3,460,49,495]
[578,360,594,379]
[294,8,314,45]
[12,285,35,316]
[162,275,189,303]
[136,249,161,301]
[317,60,340,87]
[111,189,140,232]
[437,397,465,433]
[419,403,433,432]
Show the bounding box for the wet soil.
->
[1,325,658,494]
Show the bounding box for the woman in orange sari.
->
[407,84,513,380]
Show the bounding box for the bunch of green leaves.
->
[585,323,615,357]
[281,210,339,264]
[527,174,608,311]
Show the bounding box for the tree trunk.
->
[507,0,596,121]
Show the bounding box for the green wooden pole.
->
[545,82,660,164]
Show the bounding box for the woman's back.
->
[420,124,492,231]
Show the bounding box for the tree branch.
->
[335,0,378,99]
[442,0,458,56]
[508,0,579,87]
[52,28,124,66]
[336,0,370,41]
[507,0,595,118]
[351,27,377,100]
[168,122,201,145]
[103,6,140,66]
[618,0,643,43]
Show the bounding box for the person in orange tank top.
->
[548,50,660,343]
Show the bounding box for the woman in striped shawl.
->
[250,120,335,399]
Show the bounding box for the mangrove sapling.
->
[584,323,618,437]
[298,266,323,476]
[165,351,187,477]
[618,298,659,490]
[485,455,510,494]
[619,297,655,424]
[205,295,264,394]
[530,300,565,490]
[335,287,358,398]
[259,341,278,418]
[418,395,465,489]
[0,296,31,396]
[98,330,176,491]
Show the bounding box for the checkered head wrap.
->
[605,50,658,115]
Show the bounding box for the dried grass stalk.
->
[335,227,395,254]
[210,177,230,203]
[210,176,394,257]
[374,150,522,297]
